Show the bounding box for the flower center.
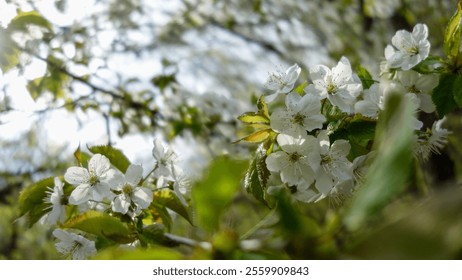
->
[407,85,420,94]
[292,112,305,126]
[122,184,133,195]
[288,185,297,194]
[321,154,333,165]
[89,175,100,186]
[326,82,337,95]
[407,45,419,55]
[289,152,302,163]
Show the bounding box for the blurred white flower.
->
[65,154,116,205]
[152,138,178,179]
[314,130,353,196]
[53,229,96,260]
[396,70,438,113]
[306,57,362,113]
[354,83,384,118]
[415,118,451,161]
[270,91,325,137]
[385,23,430,70]
[112,164,153,215]
[42,177,66,225]
[264,64,301,102]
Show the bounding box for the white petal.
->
[266,152,285,173]
[69,184,91,205]
[89,154,111,177]
[419,93,436,113]
[152,138,165,159]
[112,195,130,214]
[132,187,153,209]
[64,167,90,185]
[315,170,334,194]
[125,164,143,185]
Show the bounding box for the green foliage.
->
[63,211,135,243]
[0,30,20,73]
[432,73,461,117]
[351,187,462,259]
[6,11,52,32]
[88,145,131,173]
[18,177,54,227]
[192,156,247,233]
[356,66,375,89]
[244,144,271,207]
[345,93,414,230]
[153,189,193,224]
[294,81,308,95]
[330,116,376,158]
[151,74,176,92]
[236,96,272,143]
[444,2,462,64]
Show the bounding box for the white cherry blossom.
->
[112,164,153,215]
[306,57,362,113]
[385,23,430,70]
[270,91,325,137]
[396,70,438,113]
[53,229,96,260]
[152,138,178,180]
[266,134,320,187]
[264,64,301,102]
[314,130,353,196]
[354,83,384,118]
[65,154,116,205]
[42,177,66,225]
[415,118,451,161]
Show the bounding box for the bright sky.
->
[0,0,158,173]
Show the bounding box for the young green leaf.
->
[88,145,131,173]
[294,81,308,95]
[432,73,459,117]
[6,11,53,32]
[237,113,269,124]
[444,2,462,62]
[356,66,375,89]
[63,211,135,243]
[345,93,414,231]
[234,128,272,143]
[18,177,55,227]
[153,189,193,224]
[244,145,270,206]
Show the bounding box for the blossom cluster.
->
[41,139,187,260]
[260,23,450,203]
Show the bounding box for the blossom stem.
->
[140,164,158,185]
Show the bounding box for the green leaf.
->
[153,189,192,224]
[432,73,459,117]
[256,96,270,119]
[452,76,462,107]
[0,29,20,73]
[7,11,53,32]
[88,145,131,173]
[151,74,176,92]
[63,211,135,243]
[356,66,375,89]
[444,2,462,61]
[73,145,91,167]
[345,93,414,231]
[237,113,269,124]
[234,129,271,143]
[351,187,462,259]
[412,56,448,74]
[150,202,173,231]
[192,156,248,233]
[244,144,270,206]
[18,177,55,227]
[139,223,168,246]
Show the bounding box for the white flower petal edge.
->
[53,229,96,260]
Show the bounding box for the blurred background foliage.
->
[1,0,462,259]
